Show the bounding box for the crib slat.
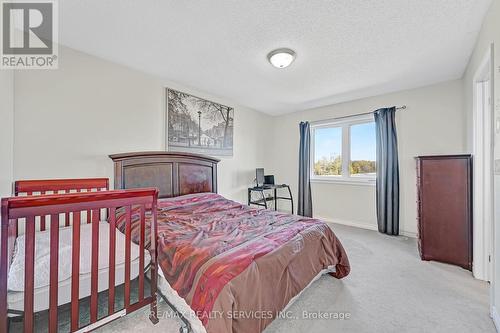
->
[87,190,91,224]
[40,215,46,231]
[90,209,100,323]
[99,187,109,221]
[40,191,46,231]
[139,205,145,301]
[24,216,35,333]
[124,206,132,308]
[108,208,116,315]
[65,190,70,226]
[149,194,159,322]
[49,214,60,333]
[71,212,81,331]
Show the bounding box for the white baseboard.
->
[319,217,378,231]
[491,306,500,332]
[317,216,417,238]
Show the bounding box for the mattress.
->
[8,252,150,313]
[7,220,151,313]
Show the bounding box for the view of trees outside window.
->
[350,122,376,176]
[313,127,342,176]
[313,121,376,178]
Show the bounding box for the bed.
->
[0,179,160,332]
[110,152,350,333]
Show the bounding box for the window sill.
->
[310,178,376,187]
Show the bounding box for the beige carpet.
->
[97,223,495,333]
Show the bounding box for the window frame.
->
[310,114,376,186]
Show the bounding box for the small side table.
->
[247,184,293,214]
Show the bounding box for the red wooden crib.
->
[0,179,159,332]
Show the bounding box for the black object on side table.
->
[248,184,293,214]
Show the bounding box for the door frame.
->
[472,44,494,282]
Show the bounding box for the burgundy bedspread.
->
[116,193,350,333]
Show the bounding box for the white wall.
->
[13,46,272,203]
[462,0,500,326]
[0,70,14,198]
[267,80,466,236]
[8,44,471,239]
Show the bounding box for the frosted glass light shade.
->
[267,48,296,68]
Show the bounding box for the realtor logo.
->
[1,0,58,69]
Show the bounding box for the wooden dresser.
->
[416,155,473,270]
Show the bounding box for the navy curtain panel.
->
[374,107,400,235]
[298,121,313,217]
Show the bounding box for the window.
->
[311,114,376,184]
[313,127,342,176]
[350,122,376,177]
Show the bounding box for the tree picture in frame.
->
[166,88,234,156]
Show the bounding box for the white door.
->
[473,65,493,282]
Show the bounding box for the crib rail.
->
[0,188,159,333]
[14,178,109,232]
[14,178,109,196]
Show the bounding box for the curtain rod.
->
[311,105,407,124]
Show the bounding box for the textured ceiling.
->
[59,0,491,115]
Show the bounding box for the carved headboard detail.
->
[109,151,220,198]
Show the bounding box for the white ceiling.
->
[59,0,491,115]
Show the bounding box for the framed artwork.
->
[166,88,234,156]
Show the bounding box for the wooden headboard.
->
[109,151,220,198]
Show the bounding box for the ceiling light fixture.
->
[267,48,296,69]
